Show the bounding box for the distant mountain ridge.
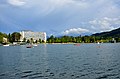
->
[92,27,120,37]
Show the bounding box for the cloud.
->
[8,0,26,6]
[18,0,89,16]
[23,0,88,8]
[62,28,89,35]
[0,0,120,35]
[89,17,120,32]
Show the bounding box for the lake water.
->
[0,43,120,79]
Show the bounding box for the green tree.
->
[0,32,8,43]
[0,35,3,43]
[23,38,26,42]
[39,39,42,43]
[11,32,21,42]
[47,35,55,43]
[27,39,30,43]
[8,33,12,42]
[42,40,45,43]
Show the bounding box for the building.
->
[3,37,8,43]
[20,30,46,42]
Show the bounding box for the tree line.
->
[0,32,120,44]
[0,32,21,44]
[47,35,120,43]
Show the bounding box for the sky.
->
[0,0,120,36]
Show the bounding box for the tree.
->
[8,33,12,42]
[39,39,42,43]
[11,32,21,42]
[81,36,85,43]
[47,35,55,43]
[0,32,8,43]
[23,38,26,42]
[0,35,3,43]
[30,38,34,43]
[42,40,45,43]
[35,40,38,43]
[27,39,30,43]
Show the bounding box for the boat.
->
[97,42,100,44]
[26,45,32,48]
[74,44,80,46]
[3,44,9,46]
[32,44,38,46]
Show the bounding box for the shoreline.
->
[0,42,120,46]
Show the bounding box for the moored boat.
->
[74,44,80,46]
[97,42,100,44]
[32,44,38,46]
[3,44,9,46]
[26,45,32,48]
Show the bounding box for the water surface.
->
[0,43,120,79]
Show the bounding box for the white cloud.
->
[20,0,89,16]
[8,0,26,6]
[1,0,120,35]
[62,28,89,35]
[89,17,120,32]
[25,0,88,8]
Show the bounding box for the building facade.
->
[3,37,8,43]
[20,30,46,42]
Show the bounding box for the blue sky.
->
[0,0,120,36]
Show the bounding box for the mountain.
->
[92,28,120,38]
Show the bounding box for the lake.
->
[0,43,120,79]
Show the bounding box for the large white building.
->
[20,30,46,42]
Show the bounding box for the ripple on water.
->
[20,70,44,78]
[45,69,50,72]
[96,73,119,79]
[22,70,33,73]
[83,63,90,66]
[96,75,108,79]
[71,74,74,77]
[49,72,55,76]
[0,44,120,79]
[31,75,44,79]
[75,75,80,78]
[78,69,85,72]
[80,74,88,77]
[106,68,114,71]
[95,71,105,75]
[59,72,66,77]
[116,76,120,79]
[111,63,119,68]
[0,73,5,76]
[21,72,43,78]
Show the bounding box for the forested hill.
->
[92,28,120,38]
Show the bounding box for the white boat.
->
[3,44,9,46]
[33,44,38,46]
[97,42,100,44]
